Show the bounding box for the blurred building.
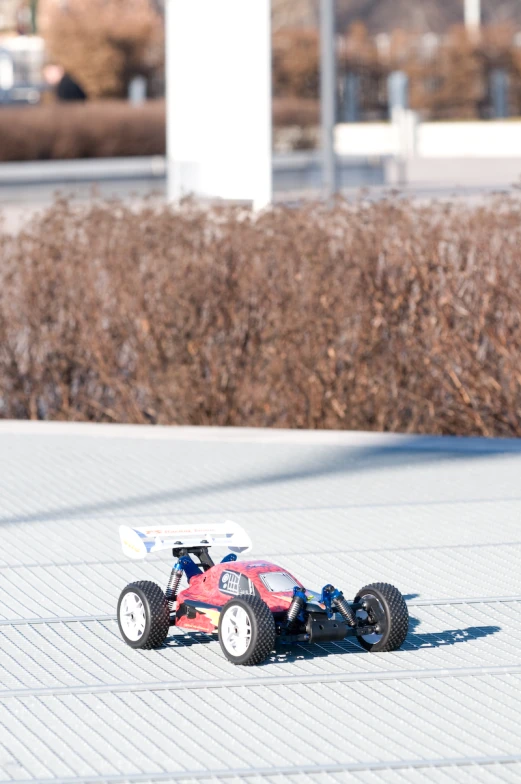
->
[272,0,318,31]
[0,0,18,32]
[0,35,44,102]
[0,0,42,102]
[0,0,28,33]
[273,0,521,34]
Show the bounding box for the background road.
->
[1,154,520,233]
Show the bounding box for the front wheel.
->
[354,582,409,652]
[218,594,276,665]
[117,581,170,650]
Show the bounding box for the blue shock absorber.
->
[177,554,202,583]
[287,586,308,627]
[321,584,356,626]
[165,560,184,612]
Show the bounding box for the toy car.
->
[117,522,409,665]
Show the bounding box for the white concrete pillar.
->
[166,0,272,210]
[465,0,481,32]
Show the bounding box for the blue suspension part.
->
[321,584,356,625]
[165,560,185,611]
[177,554,202,582]
[287,586,308,626]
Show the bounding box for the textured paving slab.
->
[3,673,521,782]
[0,600,514,693]
[1,422,521,783]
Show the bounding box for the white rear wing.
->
[119,521,252,560]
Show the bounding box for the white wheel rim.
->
[119,591,147,642]
[221,605,252,656]
[356,594,384,645]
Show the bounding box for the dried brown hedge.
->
[272,97,319,128]
[0,101,165,162]
[1,197,521,436]
[1,99,315,162]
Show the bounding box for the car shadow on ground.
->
[162,631,218,648]
[399,615,502,650]
[268,621,501,664]
[160,617,501,661]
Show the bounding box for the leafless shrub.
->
[1,197,520,436]
[0,101,165,162]
[273,97,319,128]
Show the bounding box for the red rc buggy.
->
[117,522,409,665]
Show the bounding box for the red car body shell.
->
[174,559,304,633]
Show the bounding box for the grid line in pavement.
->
[2,662,521,700]
[2,591,521,627]
[4,755,521,784]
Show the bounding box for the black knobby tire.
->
[117,581,170,650]
[218,594,276,666]
[354,582,409,652]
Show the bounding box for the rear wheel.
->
[117,581,170,650]
[354,582,408,652]
[218,594,275,665]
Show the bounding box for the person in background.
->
[56,72,86,101]
[43,62,86,101]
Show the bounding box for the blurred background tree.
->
[405,27,485,119]
[38,0,163,98]
[272,28,319,99]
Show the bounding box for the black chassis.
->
[273,599,382,646]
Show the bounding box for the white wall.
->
[166,0,272,209]
[335,119,521,159]
[418,121,521,158]
[335,123,399,157]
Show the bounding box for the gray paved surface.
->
[1,422,521,783]
[1,155,520,235]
